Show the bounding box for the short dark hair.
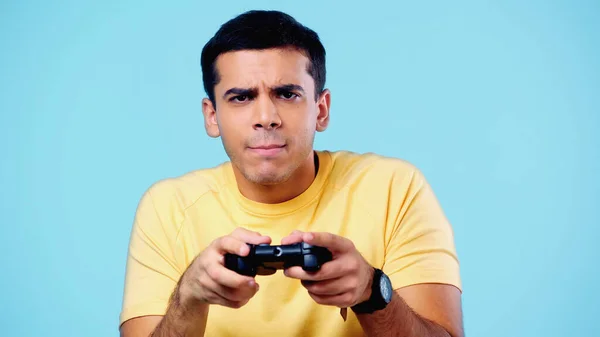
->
[200,10,326,104]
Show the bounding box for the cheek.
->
[218,113,246,143]
[285,108,317,134]
[288,125,316,152]
[218,126,244,159]
[221,129,244,151]
[293,117,317,145]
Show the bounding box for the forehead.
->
[214,48,313,92]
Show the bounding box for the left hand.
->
[281,230,374,308]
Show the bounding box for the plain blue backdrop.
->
[1,0,598,336]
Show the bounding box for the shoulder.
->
[324,150,425,189]
[139,162,231,213]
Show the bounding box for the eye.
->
[279,91,298,100]
[231,95,249,102]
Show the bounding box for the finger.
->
[202,288,232,306]
[284,266,319,280]
[204,287,252,309]
[231,227,272,246]
[206,257,257,288]
[303,232,352,254]
[301,277,353,296]
[214,236,251,256]
[281,230,305,245]
[202,246,256,288]
[284,257,348,281]
[202,266,259,302]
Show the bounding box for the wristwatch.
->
[351,268,393,314]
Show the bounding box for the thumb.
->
[231,227,272,245]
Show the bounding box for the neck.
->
[234,151,318,204]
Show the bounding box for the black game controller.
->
[224,242,333,277]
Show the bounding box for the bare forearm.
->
[356,292,454,337]
[151,282,209,337]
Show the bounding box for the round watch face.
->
[379,273,393,303]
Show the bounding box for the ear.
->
[315,89,331,132]
[202,98,220,138]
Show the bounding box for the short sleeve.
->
[382,169,462,292]
[119,182,184,327]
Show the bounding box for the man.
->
[119,9,463,337]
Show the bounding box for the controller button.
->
[274,247,283,257]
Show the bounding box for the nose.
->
[253,96,282,130]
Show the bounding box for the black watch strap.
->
[351,268,392,314]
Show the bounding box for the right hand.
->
[178,227,272,309]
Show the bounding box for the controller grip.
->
[224,254,257,277]
[301,247,333,272]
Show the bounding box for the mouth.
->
[248,144,286,156]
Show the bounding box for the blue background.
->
[1,0,598,336]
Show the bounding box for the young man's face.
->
[202,48,330,186]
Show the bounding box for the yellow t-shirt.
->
[120,150,461,336]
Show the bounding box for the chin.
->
[245,169,291,186]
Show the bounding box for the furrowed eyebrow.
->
[272,84,305,94]
[222,87,257,99]
[222,84,304,99]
